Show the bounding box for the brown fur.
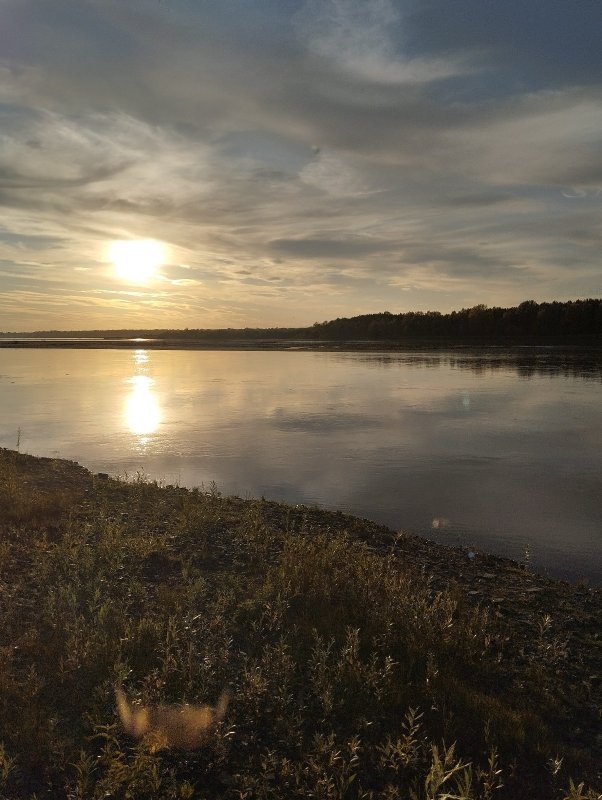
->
[115,687,229,750]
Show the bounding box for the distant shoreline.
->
[1,336,601,351]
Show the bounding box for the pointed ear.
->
[115,687,132,731]
[115,687,148,738]
[215,688,230,722]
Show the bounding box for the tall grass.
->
[0,450,599,799]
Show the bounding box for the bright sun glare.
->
[125,375,161,436]
[109,239,164,283]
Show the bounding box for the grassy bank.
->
[0,449,600,799]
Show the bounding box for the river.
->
[1,346,600,584]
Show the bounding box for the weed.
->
[0,449,599,799]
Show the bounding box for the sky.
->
[1,0,601,331]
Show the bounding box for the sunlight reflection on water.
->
[125,375,161,438]
[1,346,601,583]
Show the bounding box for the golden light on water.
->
[125,375,161,436]
[133,349,149,366]
[109,239,165,283]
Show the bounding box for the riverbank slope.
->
[0,449,600,798]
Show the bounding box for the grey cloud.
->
[0,163,126,190]
[4,1,596,181]
[444,191,516,207]
[0,233,63,250]
[401,243,516,271]
[0,2,477,164]
[269,237,395,259]
[546,161,602,190]
[3,1,598,169]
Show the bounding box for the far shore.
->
[1,336,601,351]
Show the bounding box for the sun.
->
[109,239,165,283]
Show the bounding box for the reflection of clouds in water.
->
[126,375,161,437]
[270,409,383,432]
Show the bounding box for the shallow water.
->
[1,346,600,584]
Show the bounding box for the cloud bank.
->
[1,0,601,329]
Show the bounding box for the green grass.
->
[0,448,600,799]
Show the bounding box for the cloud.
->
[299,150,371,197]
[295,0,466,85]
[269,236,394,259]
[451,94,602,187]
[0,0,601,329]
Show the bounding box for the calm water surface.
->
[1,347,600,584]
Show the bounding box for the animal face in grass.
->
[116,687,229,751]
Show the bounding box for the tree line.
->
[307,299,602,341]
[3,299,602,341]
